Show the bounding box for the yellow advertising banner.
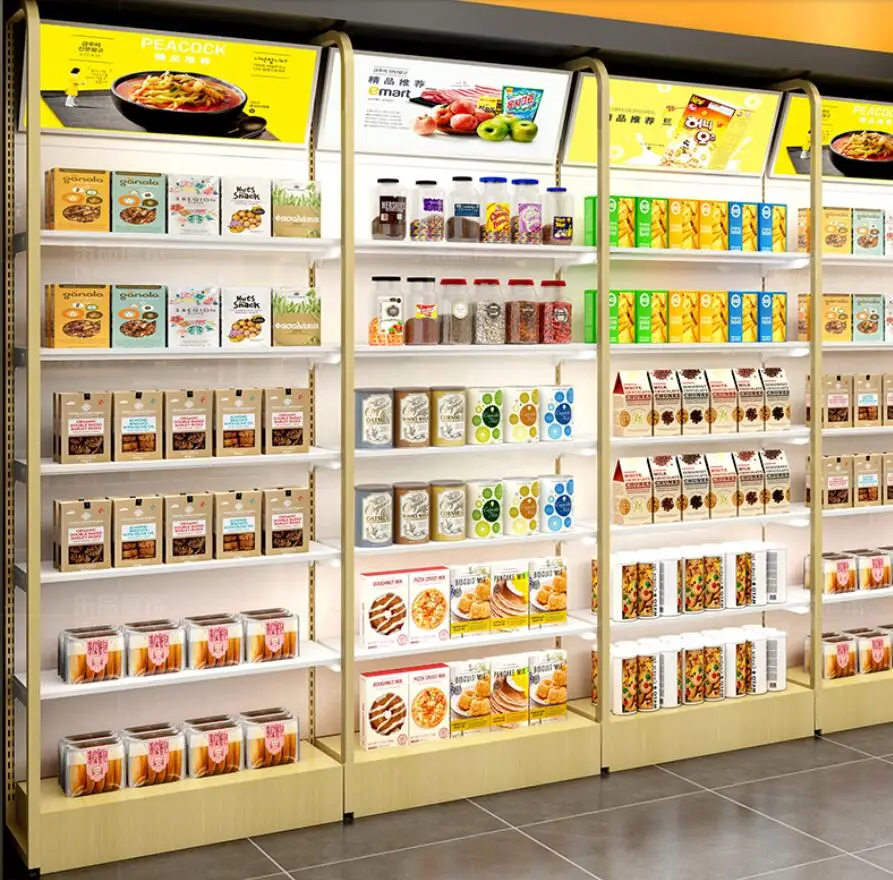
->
[37,23,319,144]
[772,95,893,180]
[566,77,781,175]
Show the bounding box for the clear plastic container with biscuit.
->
[240,608,299,663]
[856,631,892,674]
[58,625,124,684]
[852,549,893,590]
[124,725,185,788]
[124,618,185,676]
[239,708,299,768]
[185,613,242,670]
[822,635,858,679]
[185,716,243,778]
[59,733,124,797]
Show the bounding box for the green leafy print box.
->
[111,171,166,234]
[112,285,166,348]
[272,180,321,238]
[272,288,321,346]
[167,287,220,349]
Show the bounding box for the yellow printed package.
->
[798,207,852,254]
[634,197,668,248]
[668,291,699,343]
[772,293,787,341]
[729,202,758,251]
[611,290,635,344]
[699,201,728,250]
[614,196,636,248]
[635,291,667,343]
[771,205,787,252]
[668,199,699,249]
[699,291,728,343]
[742,293,759,342]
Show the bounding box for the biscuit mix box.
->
[45,168,110,231]
[648,370,682,436]
[360,569,410,650]
[214,490,262,559]
[408,566,450,645]
[45,284,111,349]
[705,369,738,435]
[54,391,110,464]
[529,649,568,725]
[112,390,162,462]
[215,388,262,457]
[164,492,212,563]
[732,369,765,434]
[613,458,653,526]
[677,453,710,522]
[706,452,738,519]
[112,495,162,568]
[164,389,212,459]
[449,659,491,737]
[54,498,110,572]
[263,487,309,555]
[648,455,681,523]
[263,387,309,454]
[529,557,568,628]
[612,371,653,437]
[407,663,449,744]
[759,449,791,513]
[360,668,409,750]
[677,369,709,435]
[759,368,791,430]
[449,564,490,638]
[732,450,766,516]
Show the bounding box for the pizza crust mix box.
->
[214,490,262,559]
[164,388,212,459]
[45,284,111,349]
[45,168,110,232]
[360,569,410,649]
[164,492,212,564]
[360,668,409,750]
[54,391,110,464]
[215,388,262,457]
[112,495,162,568]
[112,390,161,462]
[408,566,450,644]
[407,663,449,744]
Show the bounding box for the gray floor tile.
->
[735,855,893,879]
[254,800,505,871]
[854,843,893,872]
[288,829,593,879]
[720,759,893,851]
[822,724,893,757]
[47,840,282,880]
[661,737,861,789]
[472,766,699,826]
[524,791,836,880]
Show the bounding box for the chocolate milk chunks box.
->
[164,389,212,459]
[54,391,110,463]
[54,498,111,572]
[215,388,262,457]
[215,490,262,559]
[113,390,162,462]
[263,487,309,555]
[164,492,213,564]
[112,495,162,568]
[263,387,310,454]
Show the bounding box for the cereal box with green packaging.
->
[111,285,166,349]
[853,294,884,343]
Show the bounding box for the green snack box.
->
[111,285,166,349]
[111,171,166,234]
[584,196,635,247]
[853,293,884,342]
[584,289,598,343]
[634,291,669,343]
[634,197,668,248]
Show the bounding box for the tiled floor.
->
[19,724,893,880]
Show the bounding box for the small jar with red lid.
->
[472,278,506,345]
[439,278,472,345]
[506,278,540,344]
[540,279,572,344]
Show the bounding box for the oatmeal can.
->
[680,634,705,705]
[656,636,682,708]
[764,627,787,691]
[636,638,662,712]
[355,389,393,449]
[702,634,725,702]
[611,641,638,716]
[538,475,574,534]
[430,481,466,542]
[720,627,750,698]
[466,479,502,540]
[393,483,430,545]
[430,387,466,447]
[355,485,393,548]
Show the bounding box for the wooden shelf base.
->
[18,743,342,875]
[789,666,893,734]
[320,713,600,818]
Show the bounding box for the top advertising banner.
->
[772,94,893,181]
[321,52,571,163]
[566,76,781,176]
[36,22,319,144]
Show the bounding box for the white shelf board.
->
[823,426,893,439]
[823,505,893,520]
[15,541,339,587]
[822,254,893,268]
[354,241,596,266]
[610,342,810,357]
[325,616,595,663]
[607,505,811,538]
[351,525,595,557]
[823,585,893,605]
[25,346,340,364]
[21,448,339,478]
[356,436,595,460]
[18,641,339,702]
[32,230,339,261]
[822,343,893,353]
[354,343,595,360]
[607,248,807,270]
[612,427,810,449]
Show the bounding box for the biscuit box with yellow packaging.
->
[407,663,449,744]
[529,556,568,627]
[699,291,728,343]
[360,668,409,750]
[699,200,728,250]
[449,658,491,736]
[489,561,529,632]
[635,290,667,343]
[728,202,758,251]
[489,654,529,729]
[409,566,450,644]
[610,290,636,344]
[529,649,568,725]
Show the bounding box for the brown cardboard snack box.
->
[612,458,653,526]
[263,487,309,555]
[884,374,893,425]
[806,455,853,509]
[112,495,163,568]
[263,387,310,454]
[214,490,262,558]
[647,455,681,524]
[45,284,111,349]
[759,449,791,513]
[647,370,682,436]
[705,452,738,519]
[759,368,791,430]
[705,369,737,435]
[732,369,765,433]
[885,454,893,505]
[854,454,882,508]
[677,369,709,436]
[806,374,853,427]
[855,375,882,428]
[54,497,111,572]
[164,389,213,459]
[732,451,766,516]
[677,453,710,522]
[612,371,652,438]
[215,388,262,456]
[45,168,110,232]
[112,390,162,462]
[54,391,110,464]
[164,492,213,563]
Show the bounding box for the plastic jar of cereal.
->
[544,187,574,245]
[480,176,510,243]
[404,277,440,345]
[472,278,506,345]
[410,180,445,242]
[540,279,572,344]
[511,178,543,245]
[371,179,406,240]
[506,278,540,344]
[446,176,482,242]
[440,278,472,345]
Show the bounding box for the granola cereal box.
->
[449,659,491,736]
[360,668,409,750]
[612,371,652,437]
[111,171,165,234]
[215,388,262,457]
[167,175,219,236]
[648,370,682,436]
[221,178,270,236]
[822,294,852,342]
[732,368,765,433]
[164,389,212,459]
[263,487,308,555]
[853,294,884,343]
[220,287,271,349]
[111,285,166,349]
[648,455,681,523]
[54,498,111,572]
[760,450,791,513]
[489,654,529,729]
[612,458,653,526]
[272,288,322,347]
[112,495,162,568]
[677,369,709,435]
[272,181,321,238]
[45,168,110,231]
[854,455,882,508]
[409,566,450,644]
[45,284,111,348]
[490,561,529,633]
[163,492,212,563]
[263,387,309,454]
[529,650,567,725]
[112,390,161,462]
[677,453,710,521]
[407,663,449,744]
[733,451,766,516]
[760,368,791,430]
[855,375,882,427]
[167,287,220,349]
[706,452,738,519]
[706,369,737,434]
[360,569,410,649]
[853,208,884,256]
[54,391,110,464]
[214,489,262,559]
[529,557,568,628]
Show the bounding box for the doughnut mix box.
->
[360,668,410,750]
[360,569,410,649]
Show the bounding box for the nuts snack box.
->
[164,388,212,459]
[164,492,212,563]
[113,390,161,462]
[214,489,262,558]
[215,388,262,457]
[263,487,309,555]
[54,391,110,464]
[45,284,111,349]
[112,495,162,567]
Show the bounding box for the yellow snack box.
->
[669,199,699,249]
[742,293,758,343]
[699,291,728,343]
[615,290,636,344]
[668,291,685,344]
[821,294,852,343]
[699,201,728,250]
[772,205,787,252]
[683,291,700,343]
[742,203,758,252]
[772,294,787,342]
[798,207,852,254]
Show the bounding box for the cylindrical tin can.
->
[636,556,657,619]
[680,634,705,705]
[636,638,662,713]
[430,387,467,447]
[466,388,503,445]
[430,480,466,542]
[611,641,638,716]
[538,475,574,534]
[503,386,539,443]
[393,388,430,448]
[702,634,725,702]
[393,482,430,545]
[656,635,682,709]
[539,385,574,441]
[355,389,393,449]
[503,477,538,536]
[355,484,393,548]
[466,479,502,539]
